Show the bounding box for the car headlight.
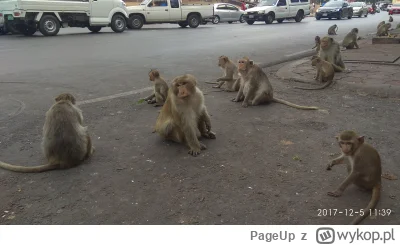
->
[258,10,265,14]
[316,8,320,12]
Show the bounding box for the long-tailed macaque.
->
[154,74,216,156]
[232,57,319,110]
[143,69,169,107]
[312,36,321,53]
[326,130,382,225]
[328,24,338,35]
[377,23,391,37]
[389,16,393,23]
[377,21,385,30]
[0,93,94,173]
[342,28,359,50]
[211,55,241,92]
[294,56,335,90]
[319,36,346,72]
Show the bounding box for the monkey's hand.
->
[232,98,239,102]
[148,99,156,104]
[242,101,249,108]
[326,162,334,170]
[188,147,202,157]
[203,131,216,139]
[327,190,343,197]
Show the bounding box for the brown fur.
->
[144,69,169,107]
[312,36,321,53]
[377,21,385,30]
[294,56,335,90]
[328,24,338,35]
[0,93,94,173]
[342,28,359,50]
[327,130,382,225]
[154,74,216,157]
[319,36,346,72]
[209,55,241,92]
[377,23,391,37]
[232,57,319,110]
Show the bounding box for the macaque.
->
[327,130,382,225]
[232,57,319,110]
[377,23,391,37]
[377,21,385,30]
[143,69,169,107]
[0,93,94,173]
[328,24,338,35]
[312,36,321,53]
[154,74,216,157]
[319,36,346,72]
[389,16,393,23]
[294,56,335,90]
[341,28,359,50]
[211,55,241,92]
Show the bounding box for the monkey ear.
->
[358,136,365,144]
[249,60,254,65]
[335,136,339,140]
[223,56,228,62]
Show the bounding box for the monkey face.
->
[320,37,332,50]
[237,58,253,71]
[172,75,196,99]
[218,56,228,67]
[315,36,320,42]
[55,93,76,104]
[311,57,320,66]
[149,70,159,81]
[336,132,365,155]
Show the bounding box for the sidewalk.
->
[276,38,400,98]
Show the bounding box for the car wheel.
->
[178,21,188,28]
[20,25,37,36]
[265,13,274,24]
[212,16,220,24]
[239,15,245,23]
[39,15,60,36]
[228,21,233,24]
[88,26,102,33]
[188,14,200,28]
[128,15,144,29]
[294,10,304,22]
[365,13,368,17]
[337,11,342,20]
[111,14,126,33]
[246,20,254,25]
[316,16,321,20]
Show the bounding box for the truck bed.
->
[0,0,90,13]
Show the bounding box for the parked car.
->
[350,2,368,17]
[388,4,400,15]
[316,0,354,20]
[212,3,245,24]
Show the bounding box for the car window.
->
[216,4,227,10]
[343,3,348,7]
[170,0,179,8]
[227,5,239,11]
[277,0,287,6]
[148,0,168,7]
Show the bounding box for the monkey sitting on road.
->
[0,93,94,173]
[294,56,335,90]
[154,74,216,157]
[327,130,382,225]
[143,69,169,107]
[377,21,385,30]
[312,36,321,53]
[377,23,392,37]
[328,24,338,35]
[341,28,360,50]
[319,36,346,72]
[389,16,393,23]
[232,57,319,110]
[208,55,241,92]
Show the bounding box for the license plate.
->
[249,15,254,18]
[7,15,14,20]
[322,13,327,16]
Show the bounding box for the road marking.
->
[77,87,152,106]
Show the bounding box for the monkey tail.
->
[0,160,59,173]
[350,184,381,225]
[205,81,218,84]
[294,79,335,90]
[272,98,319,110]
[332,64,345,72]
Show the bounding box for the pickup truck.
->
[0,0,129,36]
[126,0,214,29]
[243,0,310,25]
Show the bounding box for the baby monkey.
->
[327,130,382,225]
[143,69,169,107]
[312,36,321,53]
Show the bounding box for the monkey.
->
[232,57,319,110]
[143,69,169,107]
[377,23,391,37]
[208,55,241,92]
[377,21,385,30]
[319,36,346,72]
[326,130,382,225]
[312,36,321,53]
[0,93,94,173]
[389,16,393,23]
[294,56,335,90]
[341,28,359,50]
[154,74,216,157]
[328,24,338,35]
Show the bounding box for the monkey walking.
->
[327,130,382,225]
[143,69,169,107]
[341,28,360,50]
[232,57,319,110]
[328,24,338,35]
[294,56,335,90]
[0,93,94,173]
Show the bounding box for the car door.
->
[216,4,229,21]
[145,0,169,21]
[227,4,241,21]
[90,0,113,24]
[169,0,182,21]
[275,0,289,19]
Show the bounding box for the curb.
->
[275,58,400,98]
[259,50,317,68]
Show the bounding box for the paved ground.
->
[1,13,400,225]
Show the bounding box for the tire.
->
[294,11,304,22]
[187,14,200,28]
[202,20,207,25]
[265,13,274,24]
[337,11,342,20]
[277,18,284,23]
[228,21,233,24]
[88,26,102,33]
[239,15,245,23]
[348,14,352,19]
[212,15,220,24]
[7,22,20,34]
[316,16,321,20]
[20,25,37,36]
[358,14,362,18]
[128,15,144,29]
[111,14,126,33]
[364,13,368,17]
[178,21,188,28]
[39,15,60,36]
[246,20,254,25]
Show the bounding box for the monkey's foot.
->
[200,143,207,150]
[212,85,221,89]
[232,98,240,102]
[242,102,249,108]
[188,148,201,157]
[327,190,342,197]
[202,131,216,139]
[153,103,163,107]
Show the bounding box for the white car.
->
[350,2,368,17]
[212,3,245,24]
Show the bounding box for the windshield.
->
[140,0,151,5]
[257,0,277,7]
[350,3,363,7]
[323,1,343,7]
